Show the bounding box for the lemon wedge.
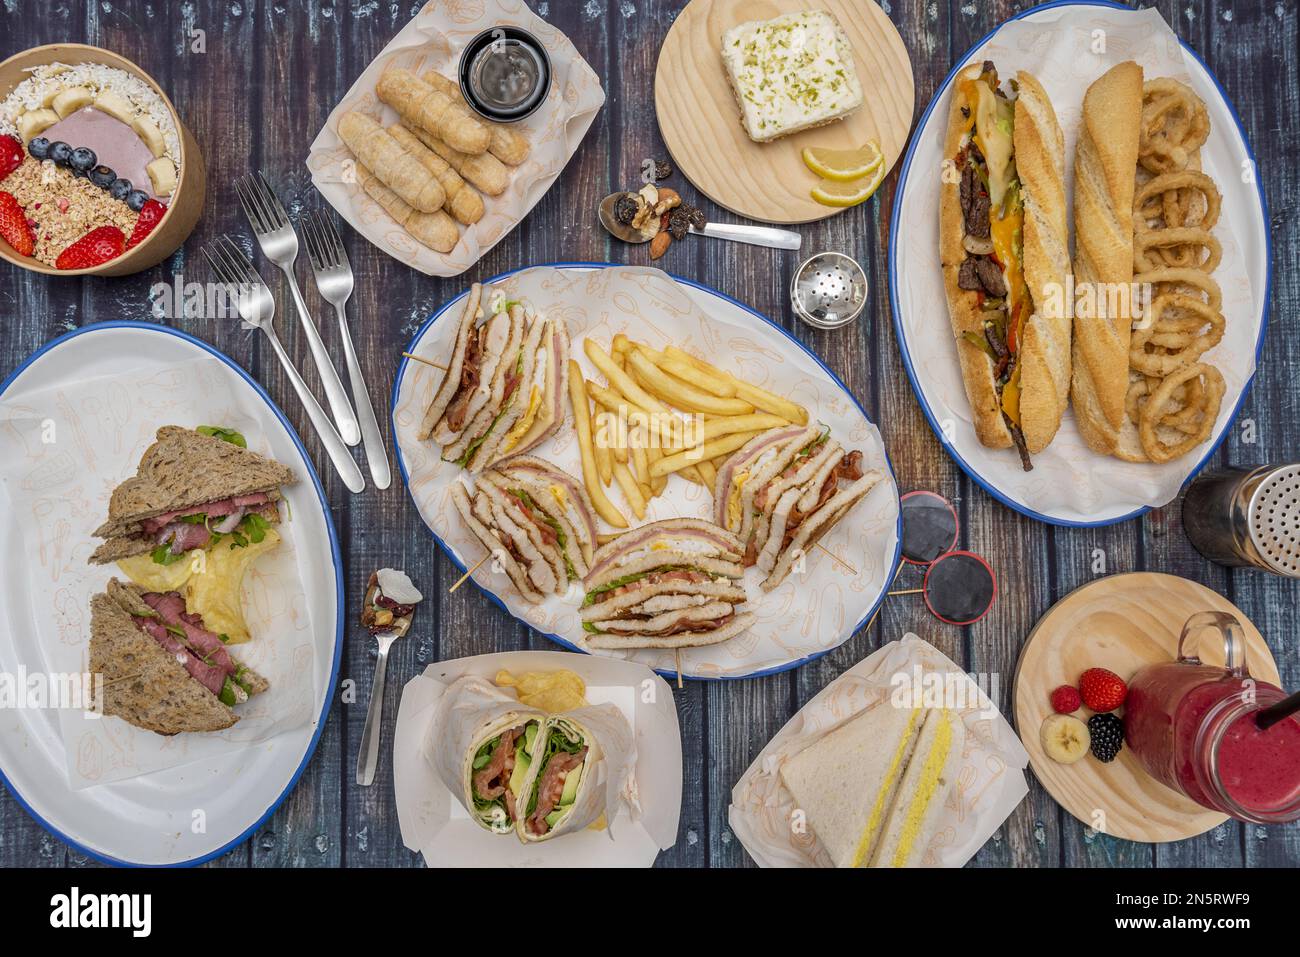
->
[810,162,887,208]
[801,141,884,182]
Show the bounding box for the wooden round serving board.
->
[1013,573,1281,844]
[654,0,914,225]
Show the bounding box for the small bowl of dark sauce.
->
[458,26,552,123]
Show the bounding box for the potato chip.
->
[494,669,587,713]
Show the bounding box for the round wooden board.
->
[654,0,914,225]
[1013,573,1281,844]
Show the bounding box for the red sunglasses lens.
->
[900,491,958,564]
[923,552,995,625]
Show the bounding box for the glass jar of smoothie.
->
[1125,611,1300,824]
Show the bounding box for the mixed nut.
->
[611,162,707,260]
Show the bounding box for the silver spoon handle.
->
[693,222,802,250]
[355,636,392,786]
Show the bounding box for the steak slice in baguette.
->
[1070,61,1143,454]
[940,62,1069,469]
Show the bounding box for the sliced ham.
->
[444,328,484,433]
[587,526,738,580]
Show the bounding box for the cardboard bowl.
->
[0,42,206,277]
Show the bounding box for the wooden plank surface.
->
[0,0,1296,868]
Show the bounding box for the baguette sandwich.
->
[940,62,1071,470]
[1069,61,1144,454]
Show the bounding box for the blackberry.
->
[1088,712,1124,763]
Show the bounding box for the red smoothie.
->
[1127,663,1300,820]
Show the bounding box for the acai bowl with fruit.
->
[0,43,205,276]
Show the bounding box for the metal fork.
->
[301,211,391,490]
[203,236,365,494]
[236,172,361,447]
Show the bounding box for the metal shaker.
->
[1183,465,1300,577]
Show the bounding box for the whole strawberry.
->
[1050,684,1082,714]
[0,191,34,257]
[0,135,23,182]
[55,225,124,270]
[126,198,166,249]
[1079,667,1128,713]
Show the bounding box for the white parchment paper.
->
[306,0,604,276]
[394,650,680,867]
[392,265,901,679]
[0,359,318,789]
[728,633,1029,867]
[893,5,1266,523]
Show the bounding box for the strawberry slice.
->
[55,225,125,270]
[0,135,23,182]
[0,191,34,257]
[126,198,167,249]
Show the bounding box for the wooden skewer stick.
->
[815,542,857,576]
[888,587,925,596]
[675,650,683,689]
[402,352,447,370]
[449,554,490,593]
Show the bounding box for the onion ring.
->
[1134,267,1223,312]
[1138,363,1225,463]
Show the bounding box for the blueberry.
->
[70,146,97,171]
[125,189,148,212]
[90,165,116,188]
[109,178,132,201]
[48,141,72,165]
[27,136,50,160]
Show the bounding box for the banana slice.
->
[132,116,166,158]
[146,157,177,196]
[1040,714,1090,765]
[52,86,94,118]
[17,108,59,143]
[39,84,64,108]
[92,91,136,124]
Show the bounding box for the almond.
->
[649,231,671,260]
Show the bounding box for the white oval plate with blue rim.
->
[393,264,901,681]
[889,1,1270,527]
[0,322,343,866]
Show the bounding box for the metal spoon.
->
[355,616,411,786]
[598,192,802,251]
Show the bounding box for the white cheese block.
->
[720,10,864,144]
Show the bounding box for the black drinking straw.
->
[1255,689,1300,732]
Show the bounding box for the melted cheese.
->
[500,386,542,454]
[116,526,281,645]
[889,710,955,868]
[550,484,567,512]
[726,470,750,529]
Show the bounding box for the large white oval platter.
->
[0,322,343,866]
[393,264,901,680]
[888,1,1269,526]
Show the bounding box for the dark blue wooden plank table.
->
[0,0,1295,867]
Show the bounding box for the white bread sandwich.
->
[419,285,570,472]
[779,703,965,868]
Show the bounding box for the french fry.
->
[657,354,737,397]
[627,348,755,416]
[631,434,651,498]
[700,412,788,442]
[613,333,631,358]
[589,399,614,485]
[649,430,761,479]
[645,443,668,495]
[584,339,668,416]
[695,458,717,489]
[567,361,627,528]
[612,460,647,520]
[612,410,629,464]
[662,345,809,424]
